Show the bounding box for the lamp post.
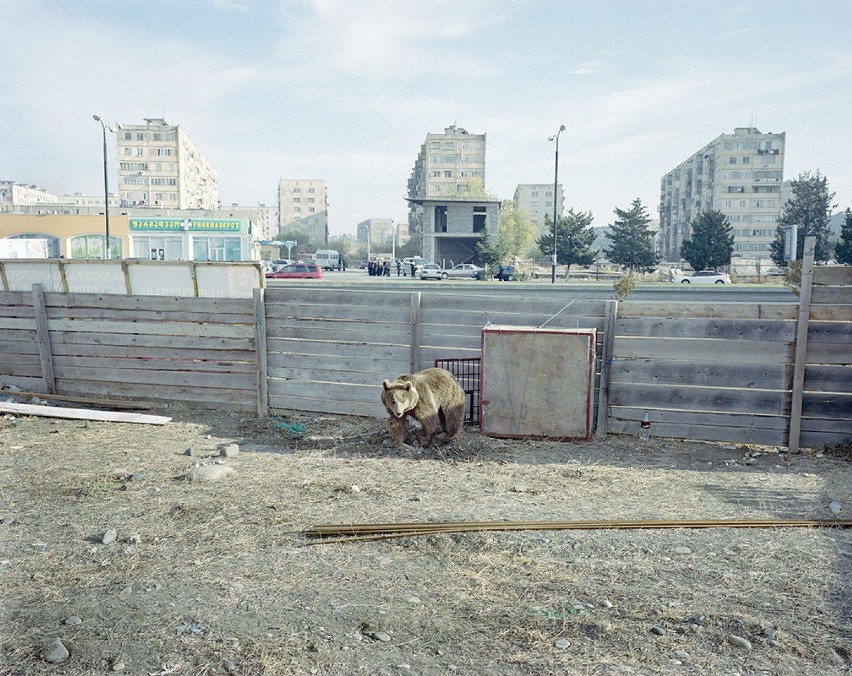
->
[93,114,113,259]
[548,124,566,284]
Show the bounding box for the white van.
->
[402,256,427,276]
[313,249,340,271]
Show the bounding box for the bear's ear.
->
[404,381,414,391]
[382,380,393,390]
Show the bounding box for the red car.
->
[265,263,324,279]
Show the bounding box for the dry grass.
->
[0,407,849,675]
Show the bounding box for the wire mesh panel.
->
[434,357,480,425]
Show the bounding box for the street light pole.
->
[548,124,566,284]
[93,114,113,259]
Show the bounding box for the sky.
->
[1,0,851,237]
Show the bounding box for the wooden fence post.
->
[410,292,421,373]
[31,283,57,394]
[595,299,618,438]
[788,236,815,453]
[253,287,269,417]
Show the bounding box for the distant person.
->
[396,259,402,276]
[410,261,416,277]
[342,257,347,271]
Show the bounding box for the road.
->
[266,269,798,302]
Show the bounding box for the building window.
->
[431,141,441,149]
[445,141,454,149]
[135,148,144,157]
[136,133,145,141]
[294,207,301,212]
[729,157,737,164]
[308,187,315,193]
[444,171,452,178]
[473,206,486,233]
[293,198,300,203]
[308,207,315,213]
[307,198,315,203]
[293,187,300,193]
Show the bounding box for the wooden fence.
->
[0,254,849,450]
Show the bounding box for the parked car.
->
[443,263,484,279]
[265,263,324,279]
[270,259,294,270]
[493,265,516,281]
[402,256,428,276]
[419,263,443,281]
[671,270,731,285]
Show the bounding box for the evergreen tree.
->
[604,198,658,273]
[475,223,507,268]
[835,208,852,265]
[537,209,597,276]
[680,210,734,271]
[769,170,836,267]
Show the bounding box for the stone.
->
[673,546,692,555]
[675,650,689,659]
[64,615,82,625]
[554,639,570,649]
[727,634,752,650]
[43,638,69,663]
[370,631,391,642]
[186,465,235,481]
[650,626,666,636]
[220,443,239,458]
[102,528,118,544]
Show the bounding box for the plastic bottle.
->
[640,411,651,442]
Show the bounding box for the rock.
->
[727,634,752,650]
[673,546,692,555]
[186,465,235,481]
[220,443,239,458]
[128,471,149,482]
[112,661,126,671]
[43,638,69,663]
[829,501,842,517]
[184,448,195,457]
[761,626,776,638]
[554,639,570,649]
[601,599,613,608]
[650,626,666,636]
[370,631,391,642]
[102,528,118,545]
[223,660,237,673]
[64,615,82,625]
[675,649,689,659]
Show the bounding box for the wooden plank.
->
[267,303,412,323]
[420,309,604,331]
[799,429,852,449]
[51,354,255,373]
[267,337,410,360]
[31,285,55,394]
[807,320,852,344]
[804,341,852,365]
[50,342,255,362]
[0,290,30,306]
[613,406,788,431]
[49,330,255,352]
[44,292,250,315]
[268,380,383,406]
[811,287,850,305]
[255,287,269,418]
[804,365,852,393]
[268,394,385,418]
[52,365,257,390]
[0,317,37,330]
[609,359,790,390]
[45,305,254,324]
[607,415,786,446]
[618,300,798,321]
[615,336,793,363]
[421,295,607,317]
[47,319,255,339]
[595,300,617,439]
[809,304,852,322]
[266,322,412,343]
[615,316,796,342]
[0,401,171,425]
[812,266,852,286]
[0,363,43,377]
[266,286,413,307]
[0,389,157,409]
[268,366,405,387]
[609,382,790,416]
[54,380,255,409]
[801,391,852,418]
[789,237,816,453]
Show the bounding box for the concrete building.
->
[407,125,495,264]
[357,218,394,249]
[116,118,218,210]
[513,183,564,236]
[0,182,59,210]
[659,127,786,261]
[278,179,328,245]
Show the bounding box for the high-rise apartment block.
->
[277,179,328,245]
[116,118,218,210]
[513,183,564,236]
[659,127,785,261]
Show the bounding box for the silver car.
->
[672,270,731,284]
[419,263,443,280]
[443,263,484,279]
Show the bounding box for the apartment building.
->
[659,127,786,261]
[278,179,328,245]
[0,182,58,211]
[406,125,496,264]
[116,118,218,210]
[513,183,564,236]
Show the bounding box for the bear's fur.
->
[381,367,466,447]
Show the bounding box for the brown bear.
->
[381,367,466,447]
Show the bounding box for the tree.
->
[537,208,597,276]
[276,228,314,258]
[604,198,658,273]
[769,170,836,267]
[497,201,537,260]
[835,208,852,265]
[680,210,734,271]
[476,223,508,268]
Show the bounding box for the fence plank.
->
[615,336,793,363]
[47,319,255,339]
[49,330,255,352]
[595,300,617,438]
[609,382,789,416]
[610,360,790,390]
[813,266,852,286]
[32,285,56,394]
[804,365,852,393]
[811,286,851,305]
[615,316,795,342]
[789,238,816,453]
[618,301,798,320]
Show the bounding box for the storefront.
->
[128,217,250,261]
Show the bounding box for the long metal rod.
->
[304,517,851,544]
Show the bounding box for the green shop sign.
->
[129,218,241,232]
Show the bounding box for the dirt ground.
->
[0,403,850,675]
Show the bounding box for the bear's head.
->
[382,379,419,418]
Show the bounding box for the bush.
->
[613,273,637,300]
